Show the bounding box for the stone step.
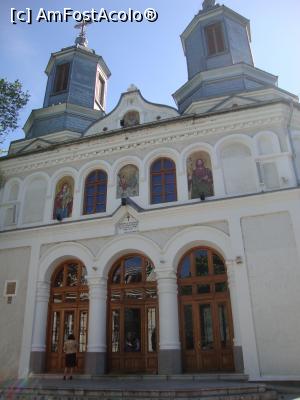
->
[0,381,277,400]
[30,372,249,381]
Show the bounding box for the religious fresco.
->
[117,165,139,198]
[53,176,74,219]
[187,152,214,199]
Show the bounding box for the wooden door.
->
[108,254,158,374]
[178,248,234,372]
[46,261,89,372]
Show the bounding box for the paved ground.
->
[1,377,264,390]
[1,377,299,399]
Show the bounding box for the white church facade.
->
[1,1,300,381]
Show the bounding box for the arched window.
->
[83,170,107,214]
[187,151,214,199]
[150,157,177,204]
[46,260,88,372]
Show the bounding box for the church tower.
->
[23,24,111,142]
[173,0,278,113]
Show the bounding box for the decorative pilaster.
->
[30,281,50,373]
[85,276,107,375]
[177,171,188,202]
[226,260,244,373]
[157,268,182,374]
[228,217,260,379]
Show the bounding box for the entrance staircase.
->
[0,374,278,400]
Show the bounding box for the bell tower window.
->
[205,22,225,56]
[95,73,105,108]
[53,62,70,93]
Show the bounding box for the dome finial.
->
[202,0,216,10]
[74,20,93,47]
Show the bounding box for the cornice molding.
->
[1,109,287,176]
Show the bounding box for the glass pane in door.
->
[63,311,75,342]
[124,308,141,352]
[79,311,88,352]
[199,304,214,350]
[112,309,120,353]
[183,305,194,350]
[51,311,60,352]
[218,304,230,348]
[147,308,156,352]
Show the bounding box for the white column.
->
[226,260,243,372]
[72,188,82,219]
[226,261,242,346]
[31,281,50,352]
[87,277,107,354]
[177,171,188,202]
[85,276,107,374]
[44,194,53,222]
[228,216,261,379]
[157,269,181,350]
[157,268,182,374]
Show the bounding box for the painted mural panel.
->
[187,152,214,199]
[53,177,74,219]
[117,165,139,198]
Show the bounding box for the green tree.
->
[0,78,29,144]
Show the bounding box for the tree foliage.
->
[0,78,29,144]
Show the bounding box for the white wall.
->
[242,212,300,376]
[0,247,31,379]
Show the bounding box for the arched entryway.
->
[46,260,89,372]
[107,254,158,374]
[178,247,234,372]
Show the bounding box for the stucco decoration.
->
[187,152,214,199]
[123,110,140,128]
[53,176,74,220]
[117,164,139,198]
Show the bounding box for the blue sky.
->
[0,0,299,152]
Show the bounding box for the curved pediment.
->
[85,85,179,137]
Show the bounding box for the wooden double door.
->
[107,254,158,374]
[108,304,158,373]
[47,307,88,372]
[178,247,235,372]
[46,260,89,373]
[180,299,234,372]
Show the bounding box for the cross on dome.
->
[74,20,93,47]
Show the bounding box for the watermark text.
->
[10,7,158,25]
